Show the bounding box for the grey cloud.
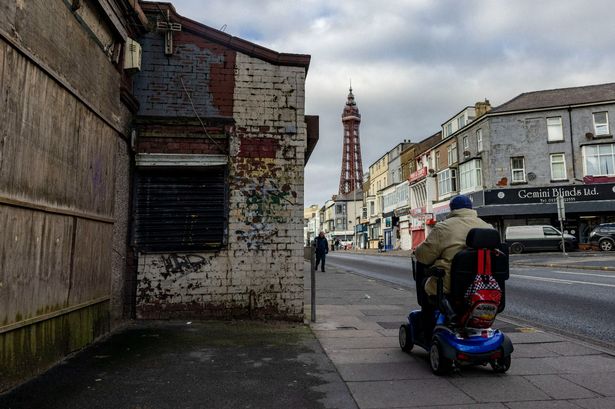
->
[169,0,615,207]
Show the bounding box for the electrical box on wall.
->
[124,37,142,72]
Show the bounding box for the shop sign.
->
[408,167,428,183]
[410,206,426,216]
[395,207,411,217]
[484,183,615,205]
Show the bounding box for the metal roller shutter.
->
[134,167,227,251]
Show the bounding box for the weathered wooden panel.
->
[1,0,122,124]
[0,41,117,218]
[0,205,73,326]
[0,300,110,392]
[69,219,114,305]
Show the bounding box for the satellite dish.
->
[527,172,536,181]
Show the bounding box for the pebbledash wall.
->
[134,4,311,321]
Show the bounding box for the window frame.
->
[437,168,457,197]
[447,143,458,165]
[476,128,483,152]
[593,111,610,136]
[549,153,567,181]
[511,156,526,183]
[546,116,564,142]
[459,159,482,194]
[583,143,615,176]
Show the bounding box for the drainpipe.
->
[567,107,577,181]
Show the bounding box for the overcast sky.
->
[169,0,615,208]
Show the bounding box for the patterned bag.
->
[462,249,502,328]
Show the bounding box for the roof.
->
[491,82,615,113]
[140,2,311,70]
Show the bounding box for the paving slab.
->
[347,379,474,408]
[541,341,605,356]
[450,375,551,402]
[510,343,560,358]
[504,357,562,376]
[506,331,565,344]
[319,336,398,350]
[561,372,615,396]
[327,348,415,365]
[525,374,598,399]
[571,397,615,409]
[542,355,615,373]
[312,329,383,339]
[505,401,582,409]
[335,362,433,382]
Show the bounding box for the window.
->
[584,144,615,176]
[336,204,343,213]
[511,157,526,183]
[476,129,483,152]
[370,201,375,215]
[437,168,457,197]
[550,153,567,180]
[445,123,453,137]
[546,116,564,142]
[447,143,458,165]
[463,136,469,150]
[543,226,560,236]
[435,151,440,170]
[457,116,465,129]
[134,167,227,251]
[593,112,610,136]
[459,159,482,193]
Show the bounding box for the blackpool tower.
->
[338,87,364,195]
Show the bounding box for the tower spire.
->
[338,87,364,195]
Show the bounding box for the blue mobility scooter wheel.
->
[490,351,511,373]
[429,339,453,375]
[399,324,413,352]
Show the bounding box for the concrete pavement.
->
[306,261,615,408]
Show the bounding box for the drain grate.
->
[336,326,358,330]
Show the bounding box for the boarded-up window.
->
[134,167,227,251]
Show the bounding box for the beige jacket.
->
[415,208,493,296]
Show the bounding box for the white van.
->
[505,225,577,254]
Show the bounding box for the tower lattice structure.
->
[338,87,364,195]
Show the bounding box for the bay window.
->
[584,144,615,176]
[459,159,482,193]
[437,168,457,197]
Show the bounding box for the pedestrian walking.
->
[314,231,329,272]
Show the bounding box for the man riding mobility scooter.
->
[399,228,514,374]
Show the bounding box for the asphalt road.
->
[326,252,615,348]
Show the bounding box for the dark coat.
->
[314,236,329,256]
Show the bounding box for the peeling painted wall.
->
[135,38,307,320]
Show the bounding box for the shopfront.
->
[478,183,615,243]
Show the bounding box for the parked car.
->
[505,225,577,254]
[588,223,615,251]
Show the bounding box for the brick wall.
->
[135,42,307,320]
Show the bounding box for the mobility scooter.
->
[399,228,514,374]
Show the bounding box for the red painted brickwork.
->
[137,137,227,155]
[175,31,236,117]
[238,137,280,158]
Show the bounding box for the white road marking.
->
[512,274,615,288]
[551,270,615,279]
